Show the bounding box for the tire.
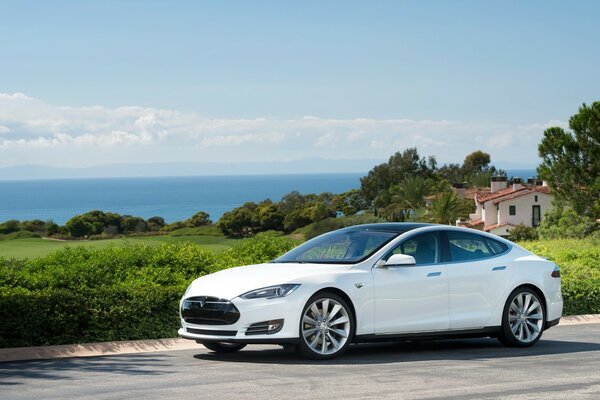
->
[198,341,247,353]
[297,292,354,360]
[498,287,545,347]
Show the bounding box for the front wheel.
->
[498,287,545,347]
[198,341,247,353]
[297,292,354,360]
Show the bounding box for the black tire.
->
[297,292,354,360]
[198,341,247,353]
[498,287,545,347]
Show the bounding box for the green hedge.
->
[0,235,597,348]
[0,233,297,348]
[520,238,600,315]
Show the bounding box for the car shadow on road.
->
[0,354,175,386]
[192,338,600,365]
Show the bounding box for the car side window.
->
[388,232,440,265]
[447,232,505,262]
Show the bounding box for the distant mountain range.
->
[0,158,538,181]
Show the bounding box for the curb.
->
[1,314,599,363]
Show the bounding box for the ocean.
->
[0,174,364,225]
[0,169,537,225]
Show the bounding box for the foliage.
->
[0,233,296,348]
[520,238,600,315]
[0,231,41,241]
[537,207,599,239]
[538,102,600,219]
[427,191,470,225]
[508,224,538,242]
[360,148,437,206]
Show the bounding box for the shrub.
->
[508,224,538,242]
[520,238,600,315]
[0,234,297,348]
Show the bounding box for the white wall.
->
[497,192,552,227]
[482,200,498,227]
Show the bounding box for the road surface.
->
[1,323,599,399]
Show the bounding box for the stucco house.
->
[458,176,552,237]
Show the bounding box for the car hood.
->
[186,262,351,300]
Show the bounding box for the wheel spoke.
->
[509,314,519,322]
[526,320,540,333]
[516,294,524,311]
[329,327,348,338]
[527,313,543,320]
[329,316,349,326]
[510,302,520,314]
[303,328,318,337]
[522,322,531,340]
[321,299,330,320]
[523,294,532,313]
[326,332,340,350]
[303,315,318,326]
[309,332,320,349]
[328,304,341,321]
[321,334,327,354]
[526,301,539,315]
[310,303,321,319]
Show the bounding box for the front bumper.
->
[178,294,304,344]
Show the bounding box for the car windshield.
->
[273,229,399,264]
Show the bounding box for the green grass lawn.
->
[0,235,237,259]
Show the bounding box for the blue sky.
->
[0,1,598,171]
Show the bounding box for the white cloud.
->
[0,92,567,168]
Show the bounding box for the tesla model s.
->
[178,223,562,359]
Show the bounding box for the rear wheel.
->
[498,287,545,347]
[198,341,247,353]
[297,292,354,360]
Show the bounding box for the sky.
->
[0,1,598,172]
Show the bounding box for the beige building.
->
[459,177,552,237]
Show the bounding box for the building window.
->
[509,205,516,216]
[535,195,538,202]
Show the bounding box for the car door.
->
[444,231,512,329]
[372,231,449,334]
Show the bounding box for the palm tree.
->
[428,191,470,225]
[387,176,433,219]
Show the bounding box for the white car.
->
[179,223,563,359]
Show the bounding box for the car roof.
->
[341,222,438,233]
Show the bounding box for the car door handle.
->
[492,266,507,271]
[427,272,442,277]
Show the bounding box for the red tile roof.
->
[484,223,516,232]
[476,185,550,204]
[492,186,551,205]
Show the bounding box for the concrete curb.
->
[1,314,599,363]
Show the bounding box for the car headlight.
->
[239,284,301,300]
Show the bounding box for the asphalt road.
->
[1,324,599,400]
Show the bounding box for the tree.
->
[187,211,212,227]
[538,102,600,218]
[0,220,21,234]
[120,216,148,233]
[147,216,166,231]
[427,191,470,225]
[360,148,437,205]
[462,150,491,174]
[65,217,93,237]
[537,207,598,239]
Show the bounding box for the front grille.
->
[187,327,238,336]
[181,296,240,325]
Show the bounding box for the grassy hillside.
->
[0,235,236,259]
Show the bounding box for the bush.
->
[538,207,599,239]
[0,234,297,348]
[520,238,600,315]
[508,224,538,242]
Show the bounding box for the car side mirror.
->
[378,254,416,267]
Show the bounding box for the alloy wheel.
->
[508,291,544,343]
[301,297,351,356]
